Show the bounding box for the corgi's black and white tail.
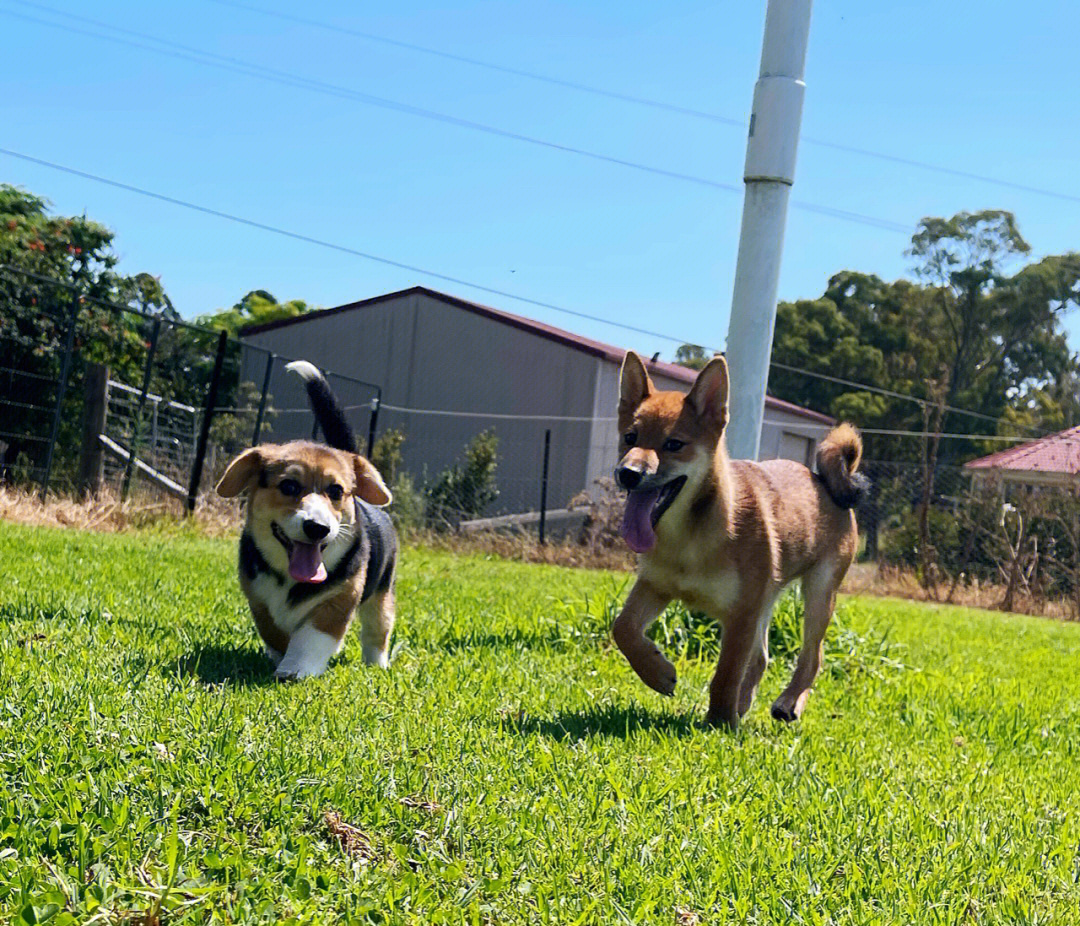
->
[285,360,358,454]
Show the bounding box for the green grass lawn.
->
[2,521,1080,924]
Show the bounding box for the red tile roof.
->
[241,285,835,424]
[964,425,1080,475]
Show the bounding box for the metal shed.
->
[240,287,834,515]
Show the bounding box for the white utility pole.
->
[724,0,812,460]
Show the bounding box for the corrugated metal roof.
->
[241,285,835,425]
[964,425,1080,475]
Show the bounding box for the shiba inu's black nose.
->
[616,466,643,490]
[302,519,331,541]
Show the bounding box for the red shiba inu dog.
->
[613,351,868,729]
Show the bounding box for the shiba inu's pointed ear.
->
[216,448,264,497]
[687,355,729,430]
[353,455,392,507]
[619,351,653,413]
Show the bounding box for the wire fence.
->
[0,266,379,510]
[7,266,1080,609]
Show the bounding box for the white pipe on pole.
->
[724,0,812,460]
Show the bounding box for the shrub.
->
[881,506,963,570]
[370,427,405,485]
[387,471,425,536]
[426,430,499,527]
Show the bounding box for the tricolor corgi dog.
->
[613,351,868,729]
[216,361,398,680]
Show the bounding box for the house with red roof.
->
[240,287,834,514]
[964,426,1080,487]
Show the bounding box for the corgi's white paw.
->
[273,625,338,681]
[362,643,390,668]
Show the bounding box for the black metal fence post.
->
[252,351,275,446]
[366,392,381,458]
[186,330,229,514]
[538,428,551,545]
[120,316,163,501]
[38,292,80,500]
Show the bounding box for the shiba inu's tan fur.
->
[612,351,865,729]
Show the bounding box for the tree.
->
[0,185,175,484]
[770,214,1080,464]
[905,212,1080,585]
[673,344,710,371]
[197,290,317,336]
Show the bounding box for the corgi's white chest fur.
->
[247,534,355,633]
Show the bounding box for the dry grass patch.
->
[0,485,239,537]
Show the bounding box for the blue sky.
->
[2,0,1078,359]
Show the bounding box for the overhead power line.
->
[202,0,1080,205]
[768,361,1045,433]
[206,0,743,127]
[0,147,700,344]
[0,147,1042,437]
[1,2,910,233]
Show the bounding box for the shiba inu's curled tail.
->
[285,360,358,454]
[815,422,870,510]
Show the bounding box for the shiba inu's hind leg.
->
[771,562,841,722]
[737,593,779,718]
[612,581,675,695]
[707,593,777,730]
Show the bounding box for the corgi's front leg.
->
[612,580,675,695]
[274,623,343,680]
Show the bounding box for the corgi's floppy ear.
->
[619,351,653,413]
[216,448,264,497]
[687,354,729,430]
[353,455,392,507]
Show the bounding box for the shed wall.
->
[241,292,599,514]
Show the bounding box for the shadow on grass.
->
[508,703,699,741]
[170,645,278,687]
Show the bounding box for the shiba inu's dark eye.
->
[663,438,686,452]
[279,478,302,497]
[624,432,637,447]
[326,484,344,502]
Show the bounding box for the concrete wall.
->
[241,292,599,514]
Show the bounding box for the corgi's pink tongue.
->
[289,543,327,583]
[621,488,660,554]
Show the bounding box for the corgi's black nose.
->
[302,519,331,541]
[616,467,643,490]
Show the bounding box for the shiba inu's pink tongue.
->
[289,543,327,583]
[621,488,660,553]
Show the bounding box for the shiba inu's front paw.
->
[769,692,806,723]
[631,645,677,696]
[264,645,284,667]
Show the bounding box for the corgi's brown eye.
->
[624,432,637,447]
[663,438,686,452]
[326,484,344,502]
[279,479,302,497]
